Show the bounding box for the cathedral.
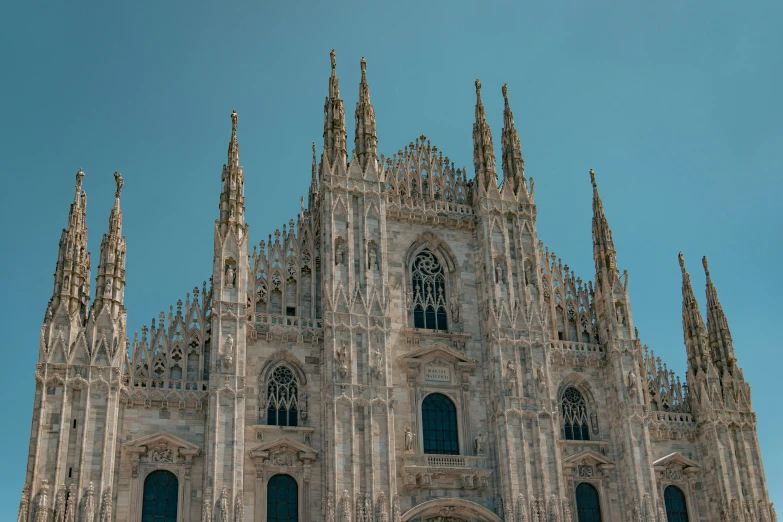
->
[19,50,775,522]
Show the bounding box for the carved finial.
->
[589,168,596,188]
[330,49,336,71]
[702,255,710,276]
[360,56,366,77]
[231,110,238,134]
[678,252,686,272]
[113,171,124,198]
[475,78,482,96]
[502,83,508,104]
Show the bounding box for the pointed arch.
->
[558,374,599,440]
[404,233,461,332]
[401,498,503,522]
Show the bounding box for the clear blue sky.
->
[1,1,781,515]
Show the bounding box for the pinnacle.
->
[114,171,124,199]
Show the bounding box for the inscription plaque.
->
[424,365,451,383]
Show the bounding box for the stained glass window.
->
[267,474,298,522]
[575,482,602,522]
[562,387,590,441]
[422,393,459,455]
[664,486,689,522]
[268,366,299,427]
[411,250,448,331]
[142,470,178,522]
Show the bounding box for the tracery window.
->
[411,250,448,331]
[664,486,689,522]
[267,366,299,427]
[267,474,298,522]
[422,393,459,455]
[142,470,178,522]
[575,482,602,522]
[561,387,590,441]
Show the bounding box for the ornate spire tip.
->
[231,110,238,132]
[502,83,508,102]
[702,256,710,275]
[589,169,596,188]
[330,49,336,71]
[678,252,686,272]
[360,56,366,75]
[475,79,482,94]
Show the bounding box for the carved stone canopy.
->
[399,342,477,383]
[562,448,614,475]
[124,431,201,464]
[248,436,318,466]
[653,452,700,479]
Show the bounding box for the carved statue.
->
[616,305,625,326]
[627,369,637,391]
[336,344,348,377]
[507,360,517,381]
[299,393,308,420]
[335,244,345,266]
[84,483,95,522]
[474,432,487,454]
[150,445,173,462]
[450,299,460,323]
[404,426,414,452]
[65,484,76,522]
[225,265,236,288]
[495,262,504,284]
[368,248,377,270]
[222,335,235,370]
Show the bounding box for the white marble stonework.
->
[18,53,774,522]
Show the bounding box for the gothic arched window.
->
[267,365,299,427]
[664,486,689,522]
[575,482,602,522]
[142,470,178,522]
[422,393,459,455]
[561,387,590,441]
[411,250,448,331]
[267,474,298,522]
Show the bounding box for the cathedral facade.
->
[19,51,775,522]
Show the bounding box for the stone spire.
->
[679,253,711,373]
[590,169,618,278]
[354,56,378,170]
[50,169,91,318]
[308,142,318,209]
[500,83,528,200]
[703,256,737,371]
[93,171,126,318]
[219,110,245,228]
[472,79,497,188]
[323,49,347,167]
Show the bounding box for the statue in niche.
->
[495,262,504,284]
[536,363,546,392]
[404,426,414,452]
[225,264,236,288]
[525,263,535,286]
[506,360,517,389]
[616,304,625,326]
[368,248,378,270]
[450,299,460,324]
[222,334,234,370]
[336,344,348,377]
[474,432,487,454]
[299,393,309,420]
[627,369,637,393]
[63,276,70,292]
[335,241,345,266]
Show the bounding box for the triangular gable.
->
[400,342,477,368]
[562,448,614,470]
[124,431,200,457]
[653,452,700,471]
[248,436,317,463]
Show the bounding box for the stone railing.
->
[131,378,207,391]
[556,341,604,354]
[550,341,605,366]
[651,411,695,425]
[254,313,323,343]
[387,197,475,228]
[401,453,493,490]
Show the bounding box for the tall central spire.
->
[500,83,528,200]
[50,169,91,318]
[93,171,127,318]
[323,49,347,167]
[679,253,711,373]
[219,110,245,228]
[354,56,377,170]
[703,256,736,371]
[590,169,618,278]
[472,79,497,189]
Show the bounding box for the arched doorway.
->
[664,485,689,522]
[401,498,504,522]
[575,482,602,522]
[142,470,178,522]
[267,474,298,522]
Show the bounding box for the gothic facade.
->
[18,51,775,522]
